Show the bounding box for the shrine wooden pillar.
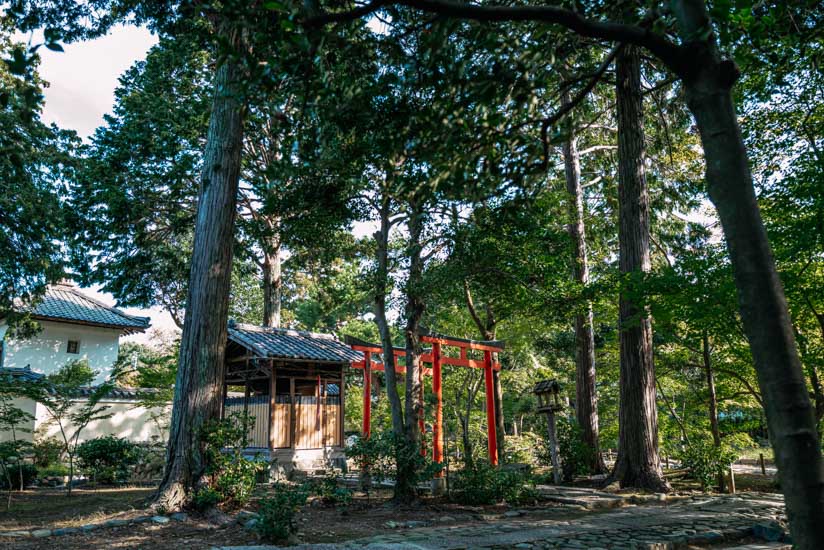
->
[362,351,372,437]
[418,355,426,457]
[484,349,499,466]
[432,342,444,467]
[268,360,276,453]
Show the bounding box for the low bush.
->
[451,460,538,505]
[255,483,309,542]
[77,436,140,485]
[32,438,64,468]
[679,439,737,492]
[557,418,596,480]
[199,413,266,509]
[191,486,222,512]
[0,463,37,490]
[345,430,441,494]
[312,473,352,506]
[37,463,70,478]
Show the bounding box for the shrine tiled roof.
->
[228,322,362,364]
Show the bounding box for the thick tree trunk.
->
[611,45,668,492]
[400,200,425,501]
[562,89,605,475]
[154,41,245,510]
[685,76,824,546]
[262,234,282,328]
[671,3,824,544]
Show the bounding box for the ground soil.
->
[0,485,582,549]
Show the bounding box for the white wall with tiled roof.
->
[0,320,120,383]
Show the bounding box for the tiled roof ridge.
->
[230,321,340,342]
[49,284,150,326]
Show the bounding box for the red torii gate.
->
[345,331,504,470]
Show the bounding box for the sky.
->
[29,24,175,344]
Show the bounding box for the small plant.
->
[32,437,64,468]
[191,486,221,512]
[451,460,538,505]
[557,418,596,480]
[198,412,266,509]
[312,472,352,506]
[77,436,140,485]
[37,463,70,478]
[345,430,441,496]
[0,462,37,490]
[679,439,737,492]
[255,483,309,542]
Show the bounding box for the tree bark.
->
[373,188,404,438]
[611,45,668,492]
[154,35,245,510]
[262,233,282,328]
[703,332,721,447]
[400,198,425,501]
[669,3,824,543]
[562,88,606,475]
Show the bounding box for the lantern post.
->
[534,379,564,484]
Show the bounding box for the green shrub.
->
[557,418,596,480]
[0,463,37,489]
[77,436,140,485]
[345,430,441,493]
[451,461,538,505]
[32,438,64,468]
[255,483,310,542]
[311,473,352,506]
[199,413,266,509]
[679,439,737,491]
[37,463,70,478]
[191,486,221,512]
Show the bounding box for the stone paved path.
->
[220,492,787,550]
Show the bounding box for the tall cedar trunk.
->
[262,234,282,328]
[611,45,668,492]
[154,40,245,510]
[400,200,425,501]
[562,89,606,474]
[672,1,824,544]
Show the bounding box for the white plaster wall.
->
[1,320,121,383]
[34,400,170,444]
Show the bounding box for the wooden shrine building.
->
[222,322,361,472]
[222,322,504,481]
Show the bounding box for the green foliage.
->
[311,473,353,507]
[0,461,37,490]
[37,463,70,478]
[557,418,596,480]
[191,486,222,512]
[345,430,441,493]
[77,436,140,485]
[679,439,738,492]
[451,461,538,505]
[32,437,64,468]
[255,483,310,543]
[199,413,266,509]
